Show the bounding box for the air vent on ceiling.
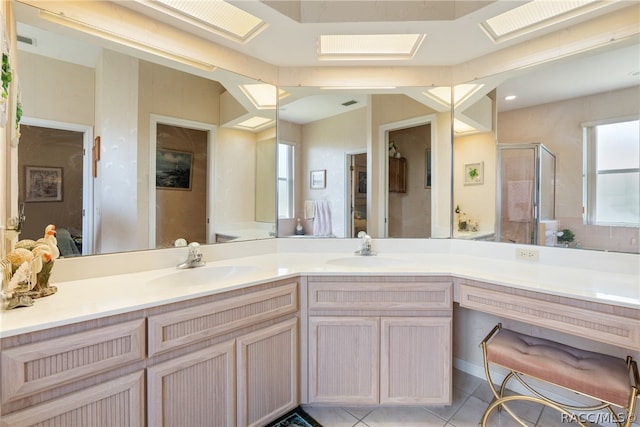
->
[342,100,358,107]
[17,35,35,46]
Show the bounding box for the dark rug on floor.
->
[264,407,323,427]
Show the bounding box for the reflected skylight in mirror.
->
[240,83,278,109]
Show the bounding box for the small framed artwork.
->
[25,166,63,202]
[310,169,326,189]
[156,149,193,190]
[425,149,432,188]
[464,161,484,185]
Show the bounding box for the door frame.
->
[376,114,437,238]
[148,114,216,248]
[20,117,94,255]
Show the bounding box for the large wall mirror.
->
[452,40,639,254]
[13,2,277,257]
[277,86,452,239]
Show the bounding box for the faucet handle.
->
[188,242,202,257]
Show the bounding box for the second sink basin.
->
[152,265,260,287]
[325,256,410,268]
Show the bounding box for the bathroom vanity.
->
[0,239,638,427]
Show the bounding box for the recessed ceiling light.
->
[481,0,611,43]
[505,95,517,101]
[138,0,268,43]
[318,34,425,61]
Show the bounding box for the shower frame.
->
[495,143,557,245]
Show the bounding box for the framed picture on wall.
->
[25,166,63,202]
[156,149,193,190]
[464,162,484,185]
[310,169,326,189]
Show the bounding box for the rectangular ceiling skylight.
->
[144,0,268,43]
[318,34,425,60]
[481,0,609,43]
[240,83,281,109]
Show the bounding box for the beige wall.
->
[498,86,639,253]
[215,127,257,226]
[300,107,368,237]
[18,51,95,126]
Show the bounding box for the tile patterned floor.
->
[302,369,640,427]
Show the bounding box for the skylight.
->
[240,84,285,109]
[141,0,268,43]
[318,34,425,61]
[235,116,274,131]
[481,0,609,43]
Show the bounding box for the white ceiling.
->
[14,1,640,125]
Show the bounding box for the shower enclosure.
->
[496,143,557,245]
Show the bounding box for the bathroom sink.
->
[151,265,260,287]
[325,256,410,268]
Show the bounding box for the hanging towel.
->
[304,200,315,219]
[313,200,333,236]
[507,180,533,222]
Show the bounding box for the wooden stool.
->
[479,323,639,427]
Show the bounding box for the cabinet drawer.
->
[0,371,145,427]
[459,285,640,351]
[148,282,298,356]
[308,280,451,312]
[1,319,145,403]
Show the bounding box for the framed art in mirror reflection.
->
[25,166,63,202]
[156,149,193,190]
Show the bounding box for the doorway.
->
[18,119,93,256]
[149,115,215,248]
[378,115,436,238]
[347,152,367,238]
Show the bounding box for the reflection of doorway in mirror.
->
[348,152,367,238]
[154,122,208,249]
[18,120,92,256]
[387,124,432,238]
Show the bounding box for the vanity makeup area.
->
[0,2,639,426]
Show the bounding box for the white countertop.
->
[1,238,638,338]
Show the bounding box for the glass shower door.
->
[496,143,556,245]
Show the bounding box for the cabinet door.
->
[0,371,144,427]
[380,317,451,405]
[309,317,379,404]
[237,318,298,427]
[147,340,235,427]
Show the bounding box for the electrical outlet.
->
[516,247,539,261]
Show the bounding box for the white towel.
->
[507,180,532,222]
[313,200,332,236]
[304,200,315,219]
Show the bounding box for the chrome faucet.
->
[355,231,376,256]
[177,242,206,269]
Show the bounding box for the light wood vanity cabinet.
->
[0,319,146,427]
[0,280,299,427]
[306,276,452,405]
[146,281,299,427]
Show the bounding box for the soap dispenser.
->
[295,218,305,235]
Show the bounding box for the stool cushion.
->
[486,328,632,408]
